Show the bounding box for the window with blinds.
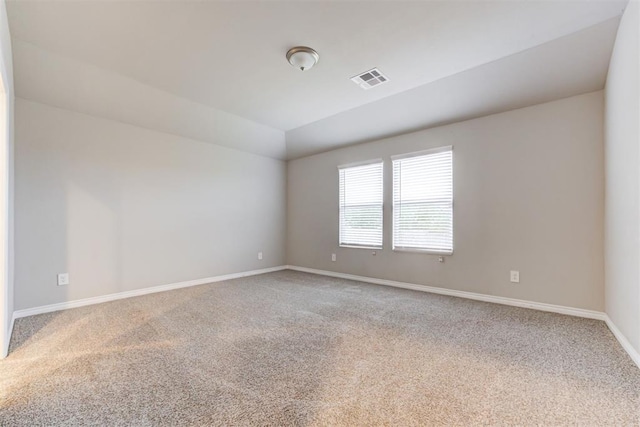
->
[339,161,383,248]
[392,147,453,253]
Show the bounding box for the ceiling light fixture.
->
[286,46,319,71]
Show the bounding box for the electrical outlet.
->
[258,252,263,260]
[331,253,336,262]
[57,273,69,286]
[438,256,445,263]
[510,270,520,283]
[372,251,377,256]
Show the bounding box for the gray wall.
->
[605,1,640,354]
[15,99,286,310]
[288,91,604,311]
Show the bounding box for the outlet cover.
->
[331,253,336,262]
[57,273,69,286]
[510,270,520,283]
[258,252,263,260]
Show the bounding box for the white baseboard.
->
[12,265,287,320]
[604,315,640,369]
[8,264,639,370]
[286,265,640,369]
[286,265,605,320]
[1,313,15,359]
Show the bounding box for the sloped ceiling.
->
[286,18,620,159]
[7,0,628,159]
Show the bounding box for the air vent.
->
[350,68,389,90]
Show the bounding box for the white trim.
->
[13,266,287,320]
[337,158,383,170]
[390,145,452,160]
[604,315,640,369]
[393,247,453,255]
[340,244,383,250]
[286,266,605,320]
[8,264,640,370]
[0,67,9,361]
[1,311,13,358]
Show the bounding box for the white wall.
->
[15,99,286,310]
[0,0,15,358]
[288,92,605,311]
[605,0,640,355]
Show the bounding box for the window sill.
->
[393,248,453,255]
[340,245,383,250]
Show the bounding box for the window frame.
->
[391,146,454,255]
[338,159,384,250]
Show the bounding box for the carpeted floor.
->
[0,270,638,426]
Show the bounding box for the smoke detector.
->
[351,68,389,90]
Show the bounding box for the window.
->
[392,147,453,253]
[339,161,383,248]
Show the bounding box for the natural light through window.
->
[392,147,453,253]
[339,161,383,249]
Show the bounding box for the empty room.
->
[0,0,639,425]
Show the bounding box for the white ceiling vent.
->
[350,68,389,90]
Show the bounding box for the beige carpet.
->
[1,270,638,426]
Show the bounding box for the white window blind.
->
[392,147,453,253]
[339,161,383,248]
